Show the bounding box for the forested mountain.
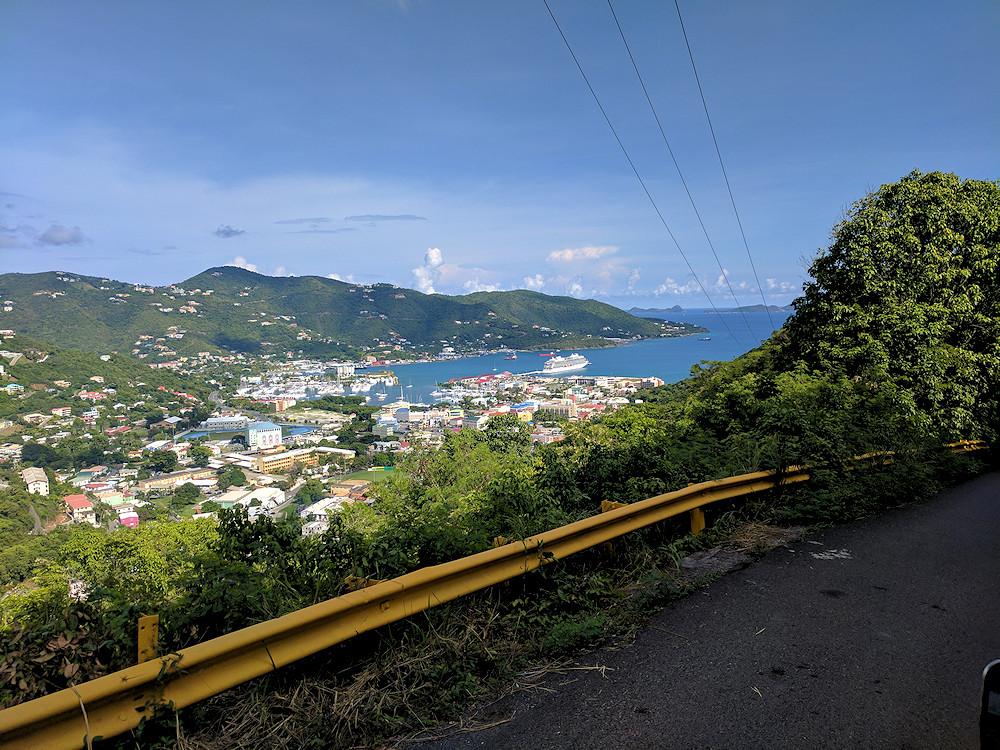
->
[0,267,698,359]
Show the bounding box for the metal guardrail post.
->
[689,507,706,535]
[137,615,159,665]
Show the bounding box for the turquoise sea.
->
[367,310,791,404]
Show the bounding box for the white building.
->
[20,467,49,495]
[201,416,251,432]
[247,421,283,450]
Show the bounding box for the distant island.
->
[627,305,685,315]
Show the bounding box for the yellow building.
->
[254,447,319,474]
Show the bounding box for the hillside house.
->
[64,494,97,526]
[21,467,49,495]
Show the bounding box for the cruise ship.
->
[543,353,590,373]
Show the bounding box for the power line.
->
[674,0,775,330]
[607,0,755,341]
[542,0,745,349]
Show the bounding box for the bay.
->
[366,310,791,405]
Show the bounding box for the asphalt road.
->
[421,471,1000,750]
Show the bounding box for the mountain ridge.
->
[0,267,705,359]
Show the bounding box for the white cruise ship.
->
[543,353,590,373]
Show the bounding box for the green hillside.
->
[0,267,702,359]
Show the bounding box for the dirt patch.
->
[676,524,807,584]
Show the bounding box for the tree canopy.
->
[780,170,1000,439]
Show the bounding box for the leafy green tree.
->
[20,443,59,468]
[781,170,1000,439]
[482,413,531,455]
[173,483,201,505]
[188,445,213,468]
[92,499,115,526]
[60,520,217,610]
[147,450,179,474]
[296,478,325,504]
[217,466,247,490]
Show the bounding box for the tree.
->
[217,466,247,491]
[147,450,178,474]
[296,478,325,504]
[188,445,212,468]
[173,482,201,505]
[482,413,532,455]
[781,171,1000,439]
[20,443,59,468]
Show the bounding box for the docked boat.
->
[543,353,590,373]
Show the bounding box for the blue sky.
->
[1,1,997,309]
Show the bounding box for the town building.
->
[64,494,97,526]
[200,416,251,432]
[20,467,49,495]
[247,421,283,450]
[137,467,216,491]
[253,447,319,474]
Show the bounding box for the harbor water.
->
[367,310,791,404]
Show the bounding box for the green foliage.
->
[146,449,179,473]
[217,466,247,490]
[173,482,201,505]
[0,608,108,703]
[781,170,1000,439]
[19,443,59,468]
[296,478,325,504]
[482,413,531,455]
[168,508,357,644]
[59,520,217,611]
[188,444,212,467]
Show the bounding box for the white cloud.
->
[229,256,258,272]
[522,274,545,290]
[273,266,293,277]
[37,224,87,246]
[327,272,356,283]
[627,268,641,291]
[412,247,444,294]
[463,278,501,293]
[214,224,245,239]
[654,277,701,296]
[547,245,618,263]
[766,277,799,294]
[565,276,584,297]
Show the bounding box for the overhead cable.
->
[608,0,755,340]
[674,0,776,330]
[542,0,745,349]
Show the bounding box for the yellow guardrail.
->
[0,440,987,749]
